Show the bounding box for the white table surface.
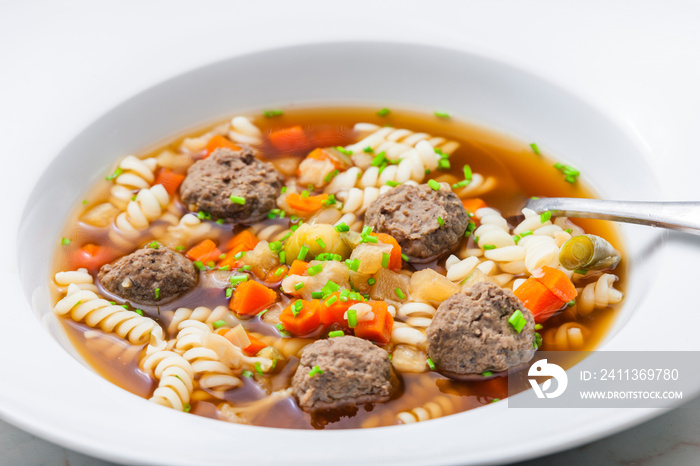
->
[2,1,699,464]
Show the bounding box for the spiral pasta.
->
[113,184,170,234]
[53,268,98,293]
[256,335,314,358]
[141,349,195,411]
[180,122,230,153]
[346,123,459,159]
[576,273,623,316]
[248,222,290,243]
[336,185,392,215]
[543,322,589,351]
[391,322,428,350]
[156,212,214,250]
[54,284,164,346]
[397,396,454,424]
[108,155,158,209]
[229,116,263,145]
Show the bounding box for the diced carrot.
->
[186,239,222,264]
[218,231,260,269]
[204,134,240,157]
[216,327,230,336]
[288,260,309,276]
[268,125,308,152]
[354,300,394,345]
[535,266,578,303]
[513,277,566,323]
[285,192,328,213]
[69,243,114,270]
[243,333,268,355]
[263,265,288,285]
[279,299,322,336]
[223,230,260,253]
[307,126,350,147]
[319,292,363,327]
[153,169,186,196]
[372,233,403,271]
[230,280,278,316]
[462,198,488,215]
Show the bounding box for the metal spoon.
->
[525,198,700,236]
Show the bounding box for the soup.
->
[50,106,625,429]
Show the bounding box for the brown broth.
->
[51,106,625,429]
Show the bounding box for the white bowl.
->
[4,41,691,465]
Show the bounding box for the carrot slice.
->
[243,333,268,355]
[285,192,328,213]
[269,125,308,152]
[462,198,488,215]
[354,300,394,345]
[69,243,114,270]
[513,277,566,323]
[218,231,260,269]
[153,169,186,196]
[288,260,309,276]
[319,292,363,327]
[186,239,221,264]
[372,233,403,271]
[535,266,577,303]
[230,280,278,316]
[279,299,322,336]
[205,134,240,157]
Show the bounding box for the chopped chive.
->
[308,365,324,377]
[466,221,477,234]
[176,245,185,251]
[328,330,344,338]
[298,245,309,261]
[242,370,253,378]
[105,167,123,181]
[534,332,543,349]
[255,362,264,375]
[281,186,288,194]
[154,288,161,300]
[311,291,324,299]
[508,310,527,334]
[385,180,400,187]
[377,108,391,117]
[274,266,286,276]
[370,151,387,167]
[278,251,286,264]
[394,288,406,300]
[307,264,323,276]
[197,210,211,220]
[540,211,552,223]
[301,190,310,199]
[225,287,233,298]
[263,109,284,118]
[363,146,374,154]
[513,235,521,244]
[212,320,226,329]
[294,282,305,291]
[321,280,340,295]
[324,295,338,307]
[276,323,285,332]
[483,244,496,250]
[362,235,378,244]
[574,269,588,275]
[216,218,225,225]
[347,309,358,328]
[322,194,337,206]
[269,241,282,252]
[367,278,376,286]
[348,258,360,272]
[482,371,494,377]
[257,308,269,317]
[335,222,350,232]
[437,216,445,226]
[339,289,350,302]
[428,179,441,191]
[194,260,205,270]
[434,111,450,119]
[82,199,88,205]
[239,265,251,271]
[426,358,436,370]
[567,299,576,307]
[183,403,191,413]
[292,300,303,317]
[381,253,390,269]
[335,146,353,156]
[530,143,541,155]
[60,237,71,246]
[229,195,246,205]
[121,304,129,309]
[134,309,144,316]
[534,324,543,331]
[463,164,473,181]
[565,228,573,234]
[316,238,326,249]
[554,163,580,183]
[230,274,248,286]
[401,253,409,262]
[452,180,470,189]
[438,159,451,170]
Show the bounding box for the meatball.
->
[98,244,197,306]
[292,336,395,412]
[179,146,283,224]
[364,183,468,259]
[426,281,536,374]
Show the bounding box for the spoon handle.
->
[525,198,700,236]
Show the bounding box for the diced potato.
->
[80,202,120,227]
[350,242,393,276]
[271,156,302,178]
[349,271,372,292]
[298,156,336,187]
[459,268,498,291]
[281,260,350,300]
[391,344,428,373]
[240,241,279,279]
[283,223,351,264]
[409,268,459,305]
[340,230,363,249]
[370,268,409,303]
